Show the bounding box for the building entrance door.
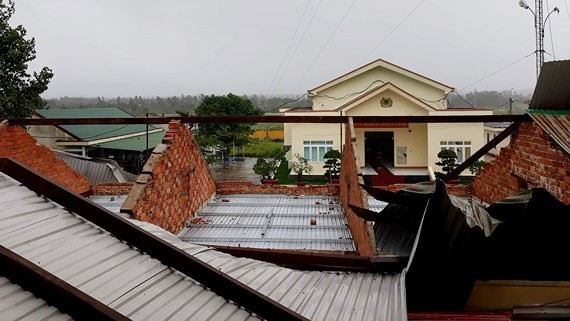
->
[365,132,394,168]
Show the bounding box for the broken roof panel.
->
[55,151,136,184]
[178,194,356,251]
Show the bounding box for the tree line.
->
[45,95,312,116]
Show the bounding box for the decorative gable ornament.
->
[380,97,393,108]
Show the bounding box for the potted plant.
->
[323,149,341,184]
[290,153,313,186]
[435,149,458,181]
[253,149,285,184]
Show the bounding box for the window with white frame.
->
[440,141,472,163]
[303,141,333,162]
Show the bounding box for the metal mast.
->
[535,0,544,79]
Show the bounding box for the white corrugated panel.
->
[1,173,407,321]
[89,195,128,213]
[0,276,71,320]
[135,220,408,321]
[179,194,355,251]
[0,173,260,321]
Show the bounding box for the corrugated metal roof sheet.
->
[529,60,570,110]
[178,194,356,251]
[0,173,408,321]
[529,111,570,155]
[90,195,129,213]
[55,151,136,184]
[0,173,260,321]
[35,108,160,141]
[136,220,407,321]
[0,276,70,320]
[367,195,423,257]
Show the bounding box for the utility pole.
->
[534,0,544,79]
[509,98,514,115]
[519,0,559,78]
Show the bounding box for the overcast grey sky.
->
[12,0,570,98]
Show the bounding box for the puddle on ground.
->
[208,157,261,183]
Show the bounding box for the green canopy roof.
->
[91,131,166,152]
[36,108,158,141]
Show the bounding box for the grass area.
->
[276,161,328,185]
[251,123,284,130]
[230,139,283,157]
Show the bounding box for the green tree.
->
[0,0,53,119]
[252,149,285,181]
[195,93,263,159]
[290,153,313,182]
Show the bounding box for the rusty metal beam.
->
[211,246,407,272]
[7,114,530,126]
[0,158,308,321]
[0,245,130,321]
[444,122,524,182]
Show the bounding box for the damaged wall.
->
[91,182,134,195]
[340,118,377,256]
[0,121,91,194]
[121,120,216,233]
[217,181,338,196]
[472,122,570,205]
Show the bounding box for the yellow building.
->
[284,59,491,178]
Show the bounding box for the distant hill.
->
[44,90,532,116]
[45,95,311,116]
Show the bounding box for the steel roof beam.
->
[8,114,531,125]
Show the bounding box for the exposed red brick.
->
[91,183,134,195]
[216,181,339,196]
[339,121,376,257]
[472,122,570,205]
[121,121,216,234]
[0,122,91,194]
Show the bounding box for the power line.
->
[289,0,359,96]
[457,51,535,92]
[271,0,323,96]
[545,0,556,60]
[314,79,384,101]
[357,0,427,66]
[265,1,312,96]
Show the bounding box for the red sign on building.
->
[354,122,409,128]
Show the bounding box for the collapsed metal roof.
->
[178,194,356,252]
[55,150,137,184]
[0,160,407,321]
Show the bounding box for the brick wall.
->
[121,121,216,234]
[472,122,570,204]
[91,182,134,195]
[339,118,376,256]
[0,121,91,194]
[217,181,339,196]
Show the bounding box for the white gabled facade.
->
[284,59,491,176]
